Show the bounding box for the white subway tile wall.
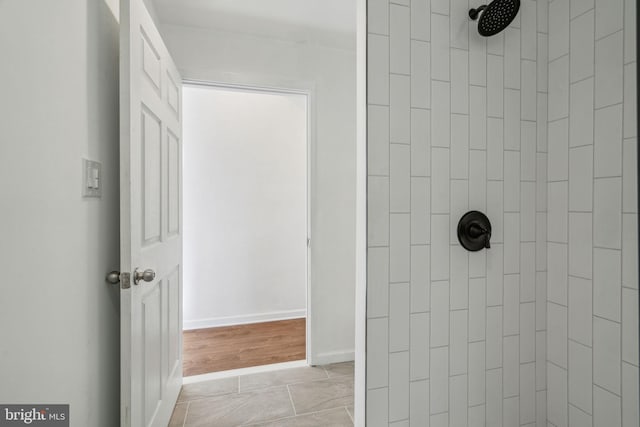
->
[546,1,638,427]
[366,0,637,425]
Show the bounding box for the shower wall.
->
[366,0,548,424]
[545,0,638,426]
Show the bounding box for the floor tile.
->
[245,407,353,426]
[174,363,355,426]
[324,361,355,378]
[183,386,294,426]
[288,375,355,415]
[168,402,188,427]
[178,377,238,402]
[239,366,328,392]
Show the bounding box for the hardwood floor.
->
[183,318,306,376]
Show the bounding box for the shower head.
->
[469,0,520,37]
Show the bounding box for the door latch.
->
[107,269,155,288]
[106,271,132,289]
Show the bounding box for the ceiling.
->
[151,0,356,48]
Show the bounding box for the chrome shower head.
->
[469,0,521,37]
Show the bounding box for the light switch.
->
[92,168,100,189]
[83,159,102,198]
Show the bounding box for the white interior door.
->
[119,0,183,425]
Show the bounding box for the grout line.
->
[593,383,624,399]
[568,73,594,87]
[387,0,392,422]
[179,402,189,427]
[468,12,476,414]
[593,101,625,111]
[568,7,595,23]
[592,313,622,325]
[620,7,628,427]
[346,405,355,423]
[546,300,568,309]
[590,5,596,420]
[566,3,572,423]
[548,52,570,65]
[567,336,592,349]
[408,2,413,422]
[249,406,358,426]
[286,384,297,416]
[589,245,623,251]
[546,359,567,372]
[594,28,624,43]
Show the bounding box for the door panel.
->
[168,132,180,237]
[142,285,162,425]
[167,268,181,380]
[141,106,162,246]
[120,0,183,425]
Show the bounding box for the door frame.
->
[171,2,368,419]
[181,79,315,366]
[636,0,639,380]
[354,0,367,424]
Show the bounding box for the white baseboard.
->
[310,349,355,366]
[183,309,306,330]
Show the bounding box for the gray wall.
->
[0,1,120,426]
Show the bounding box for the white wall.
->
[0,1,120,426]
[162,25,356,363]
[183,86,308,329]
[366,0,548,424]
[546,1,638,426]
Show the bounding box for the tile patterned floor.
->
[169,362,354,426]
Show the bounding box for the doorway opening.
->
[182,82,310,378]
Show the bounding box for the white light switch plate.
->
[82,158,102,198]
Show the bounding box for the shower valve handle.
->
[457,211,492,252]
[468,223,491,249]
